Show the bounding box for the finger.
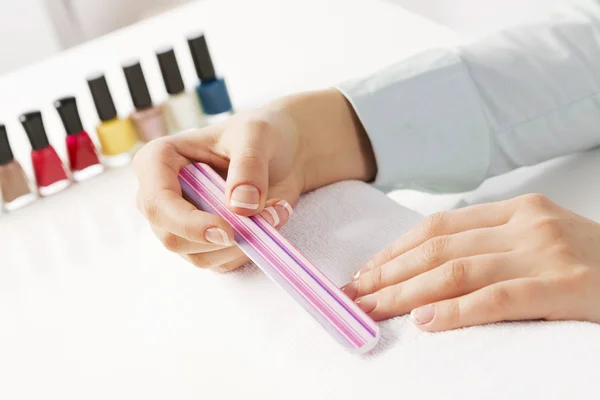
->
[411,278,556,331]
[344,226,511,299]
[355,253,519,321]
[358,200,518,275]
[134,137,234,243]
[184,245,248,269]
[180,199,291,269]
[211,255,252,273]
[151,225,232,254]
[258,199,294,228]
[171,125,231,170]
[223,120,279,216]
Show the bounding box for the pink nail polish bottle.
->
[123,61,169,143]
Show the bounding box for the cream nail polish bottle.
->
[123,61,169,142]
[157,48,205,133]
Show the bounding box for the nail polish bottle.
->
[55,96,104,182]
[0,125,36,211]
[87,74,138,168]
[156,48,204,133]
[20,111,71,197]
[123,61,169,142]
[187,33,233,124]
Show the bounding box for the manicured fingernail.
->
[275,200,293,217]
[340,281,359,300]
[352,260,375,280]
[411,305,435,325]
[356,294,378,313]
[230,184,260,210]
[262,206,280,227]
[205,227,232,246]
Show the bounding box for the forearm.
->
[338,0,600,192]
[270,89,377,192]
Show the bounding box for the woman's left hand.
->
[341,194,600,331]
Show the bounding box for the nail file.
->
[178,163,380,353]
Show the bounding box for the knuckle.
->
[188,253,219,269]
[243,117,273,134]
[380,244,399,264]
[388,287,404,310]
[369,266,384,291]
[443,259,468,290]
[422,235,450,265]
[141,196,160,224]
[533,216,564,241]
[518,193,552,210]
[133,137,171,168]
[487,286,512,314]
[233,148,266,171]
[188,254,208,269]
[160,232,181,252]
[445,300,461,325]
[422,212,447,238]
[181,209,200,241]
[550,242,577,261]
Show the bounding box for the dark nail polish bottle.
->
[188,33,233,124]
[55,96,104,182]
[20,111,71,196]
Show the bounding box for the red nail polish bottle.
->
[20,111,71,196]
[55,97,104,181]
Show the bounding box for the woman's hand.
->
[134,89,376,272]
[342,194,600,330]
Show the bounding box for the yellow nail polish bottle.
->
[87,74,138,167]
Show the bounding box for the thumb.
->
[225,123,276,216]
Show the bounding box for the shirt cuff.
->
[336,48,492,193]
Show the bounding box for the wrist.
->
[270,89,377,192]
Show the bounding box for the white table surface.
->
[1,0,599,399]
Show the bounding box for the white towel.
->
[135,181,599,400]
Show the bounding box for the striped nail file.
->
[178,163,380,353]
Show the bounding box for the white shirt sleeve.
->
[337,0,600,192]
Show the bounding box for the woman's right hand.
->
[133,89,376,272]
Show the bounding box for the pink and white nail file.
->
[178,163,380,353]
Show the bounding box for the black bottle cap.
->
[123,61,153,110]
[187,33,216,81]
[0,124,14,165]
[87,74,118,121]
[157,48,185,95]
[20,111,50,151]
[55,96,84,136]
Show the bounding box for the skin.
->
[134,88,600,330]
[134,89,375,272]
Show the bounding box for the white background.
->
[0,0,571,75]
[1,1,599,399]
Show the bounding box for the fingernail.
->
[231,185,260,210]
[356,294,378,313]
[275,200,293,217]
[340,281,359,300]
[262,206,280,227]
[352,260,375,281]
[411,305,435,325]
[205,227,232,246]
